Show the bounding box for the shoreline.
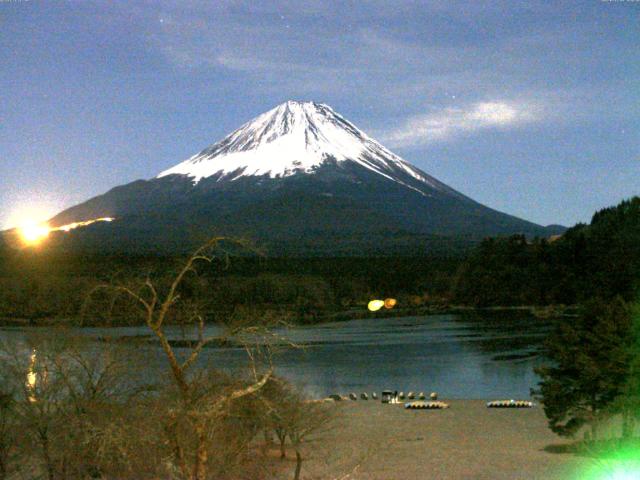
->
[0,304,578,328]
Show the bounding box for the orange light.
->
[384,298,397,309]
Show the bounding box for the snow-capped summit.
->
[157,101,444,194]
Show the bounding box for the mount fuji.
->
[48,101,563,255]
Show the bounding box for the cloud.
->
[381,101,540,148]
[145,10,583,115]
[100,1,636,122]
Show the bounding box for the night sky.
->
[1,0,638,229]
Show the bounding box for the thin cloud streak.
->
[381,101,541,148]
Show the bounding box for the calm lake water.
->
[0,313,552,399]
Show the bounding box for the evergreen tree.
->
[533,297,633,439]
[613,300,640,439]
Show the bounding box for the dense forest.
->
[452,196,640,306]
[0,196,637,325]
[0,248,459,324]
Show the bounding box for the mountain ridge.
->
[46,101,564,255]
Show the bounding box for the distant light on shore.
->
[384,298,397,309]
[368,300,385,312]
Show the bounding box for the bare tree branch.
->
[198,369,274,419]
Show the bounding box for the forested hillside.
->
[453,196,640,306]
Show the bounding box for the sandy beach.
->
[293,400,590,480]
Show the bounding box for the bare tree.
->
[0,238,335,479]
[0,388,18,480]
[258,377,295,460]
[288,400,335,480]
[0,332,152,480]
[86,238,278,480]
[257,378,335,480]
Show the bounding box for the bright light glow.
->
[18,220,50,246]
[55,217,114,232]
[578,446,640,480]
[15,217,114,247]
[5,203,58,232]
[604,466,640,480]
[610,473,638,480]
[26,349,37,403]
[368,300,385,312]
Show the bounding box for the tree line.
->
[0,196,638,325]
[0,252,459,325]
[452,196,640,306]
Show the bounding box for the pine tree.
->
[614,300,640,439]
[533,297,633,439]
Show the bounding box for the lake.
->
[0,312,552,399]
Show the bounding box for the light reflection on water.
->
[0,313,552,399]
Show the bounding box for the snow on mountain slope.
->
[157,101,446,194]
[44,100,563,254]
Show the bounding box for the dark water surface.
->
[0,313,552,399]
